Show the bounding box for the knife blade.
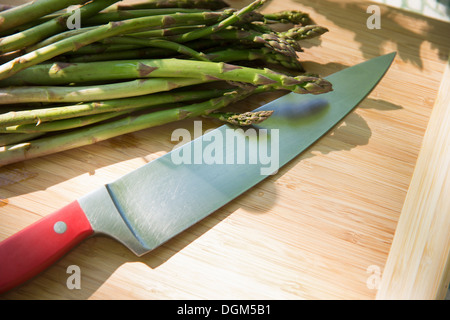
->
[0,52,396,293]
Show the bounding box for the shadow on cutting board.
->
[297,0,450,69]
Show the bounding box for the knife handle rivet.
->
[53,221,67,234]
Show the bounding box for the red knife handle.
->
[0,200,94,294]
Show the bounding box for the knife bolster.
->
[78,186,150,256]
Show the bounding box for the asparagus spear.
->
[1,110,136,134]
[0,87,253,167]
[25,26,98,52]
[0,77,210,104]
[0,133,45,147]
[280,25,329,40]
[64,43,145,55]
[59,46,173,62]
[0,0,88,32]
[113,0,230,10]
[58,38,220,62]
[263,10,311,25]
[99,37,210,61]
[0,87,235,127]
[0,0,120,54]
[81,8,208,26]
[0,59,331,94]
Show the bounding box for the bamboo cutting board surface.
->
[0,0,449,300]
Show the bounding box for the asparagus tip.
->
[208,110,274,126]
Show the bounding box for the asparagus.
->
[98,37,210,61]
[263,10,311,25]
[1,110,135,134]
[0,0,266,79]
[0,0,120,54]
[81,8,208,26]
[0,133,45,147]
[112,0,230,10]
[0,59,332,94]
[128,25,204,38]
[206,110,273,126]
[0,87,253,167]
[0,87,235,127]
[58,38,220,62]
[205,28,300,57]
[63,43,145,55]
[28,21,203,52]
[280,25,329,40]
[0,0,333,167]
[0,77,210,104]
[56,25,325,62]
[0,0,88,32]
[205,48,304,71]
[59,46,173,62]
[25,26,98,52]
[168,0,266,43]
[0,9,236,80]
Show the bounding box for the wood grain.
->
[0,0,449,300]
[376,57,450,300]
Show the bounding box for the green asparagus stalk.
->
[1,110,136,134]
[112,0,230,10]
[64,43,145,55]
[206,110,273,126]
[0,87,253,167]
[59,39,220,62]
[0,59,332,94]
[0,10,234,80]
[59,46,173,62]
[0,87,235,127]
[25,26,98,52]
[0,0,120,54]
[0,0,88,32]
[0,77,210,104]
[127,25,204,38]
[205,47,304,71]
[81,8,207,26]
[99,37,210,61]
[0,132,45,147]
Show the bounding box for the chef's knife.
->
[0,52,396,293]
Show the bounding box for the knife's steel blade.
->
[79,52,396,256]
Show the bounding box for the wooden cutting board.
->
[0,0,449,300]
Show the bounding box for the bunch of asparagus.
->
[0,0,331,166]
